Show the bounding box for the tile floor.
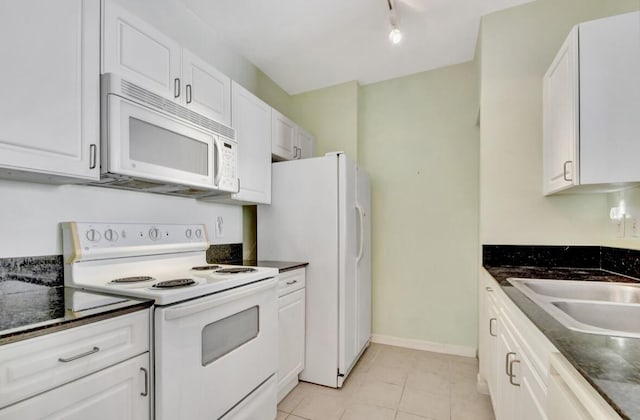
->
[277,343,495,420]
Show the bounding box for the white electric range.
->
[62,222,278,420]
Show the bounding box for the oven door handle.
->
[162,277,276,320]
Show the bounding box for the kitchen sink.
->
[551,301,640,335]
[511,278,640,304]
[507,278,640,339]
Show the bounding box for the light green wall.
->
[254,70,293,117]
[290,82,359,161]
[479,0,640,246]
[359,63,480,348]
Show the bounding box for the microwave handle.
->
[213,137,222,187]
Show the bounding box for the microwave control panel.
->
[218,139,238,192]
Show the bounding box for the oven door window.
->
[201,306,259,366]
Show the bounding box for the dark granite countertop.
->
[240,260,308,273]
[0,281,153,346]
[484,265,640,420]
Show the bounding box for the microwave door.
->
[108,95,216,189]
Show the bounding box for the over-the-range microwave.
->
[89,73,238,198]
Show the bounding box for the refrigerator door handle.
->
[356,204,365,263]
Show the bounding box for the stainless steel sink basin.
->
[511,278,640,304]
[507,278,640,339]
[551,301,640,335]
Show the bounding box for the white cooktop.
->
[62,222,277,305]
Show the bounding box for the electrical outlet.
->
[628,216,639,238]
[215,216,224,238]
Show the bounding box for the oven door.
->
[154,278,278,420]
[106,94,217,189]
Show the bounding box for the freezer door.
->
[338,155,359,377]
[355,167,372,354]
[258,155,340,388]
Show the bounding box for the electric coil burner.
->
[191,265,221,271]
[111,276,155,284]
[152,278,197,288]
[216,267,257,274]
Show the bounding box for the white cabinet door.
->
[277,288,305,401]
[496,317,519,420]
[183,49,231,126]
[272,110,297,160]
[543,27,578,195]
[518,351,548,420]
[0,0,100,181]
[102,0,182,101]
[479,273,499,405]
[578,12,640,185]
[297,128,315,159]
[230,82,271,204]
[0,353,150,420]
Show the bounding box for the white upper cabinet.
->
[0,0,100,182]
[230,81,272,204]
[182,50,231,126]
[103,0,231,126]
[543,11,640,195]
[272,110,316,161]
[297,127,316,159]
[272,110,297,161]
[102,0,181,100]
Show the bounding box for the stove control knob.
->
[104,228,119,242]
[149,227,160,241]
[85,229,101,242]
[185,228,192,239]
[195,228,202,239]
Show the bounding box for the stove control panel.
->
[62,222,210,261]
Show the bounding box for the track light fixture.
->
[387,0,402,44]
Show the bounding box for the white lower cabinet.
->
[0,310,150,419]
[0,353,149,420]
[479,269,621,420]
[547,353,621,420]
[277,268,306,401]
[479,269,554,420]
[496,310,547,420]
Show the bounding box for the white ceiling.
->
[180,0,535,94]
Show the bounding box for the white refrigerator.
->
[258,152,371,388]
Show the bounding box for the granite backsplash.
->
[483,245,640,279]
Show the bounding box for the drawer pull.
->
[505,351,516,376]
[140,367,149,396]
[509,359,521,386]
[485,287,493,292]
[58,346,100,363]
[286,280,298,285]
[489,318,497,337]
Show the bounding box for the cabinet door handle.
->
[509,359,521,386]
[489,318,497,337]
[286,280,298,285]
[174,78,181,98]
[505,351,516,376]
[89,144,97,169]
[58,346,100,363]
[485,287,493,292]
[140,367,149,396]
[563,160,573,182]
[186,84,192,104]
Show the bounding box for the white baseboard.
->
[370,334,477,358]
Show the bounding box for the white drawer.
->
[277,268,306,297]
[0,309,149,408]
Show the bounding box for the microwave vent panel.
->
[120,79,235,141]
